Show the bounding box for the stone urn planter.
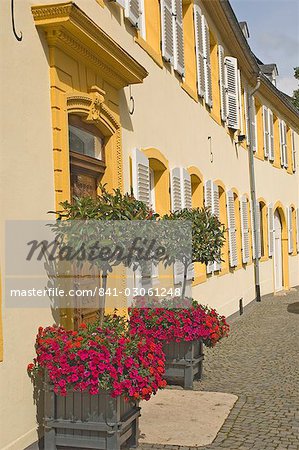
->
[44,382,140,450]
[163,339,204,390]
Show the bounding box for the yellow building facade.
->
[0,0,299,448]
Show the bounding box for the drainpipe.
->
[248,74,261,302]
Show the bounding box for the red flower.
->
[27,363,34,372]
[28,316,167,401]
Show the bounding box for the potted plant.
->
[49,185,158,328]
[28,315,166,450]
[29,187,168,448]
[162,207,225,299]
[127,206,227,389]
[129,297,229,389]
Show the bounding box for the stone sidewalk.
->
[139,289,299,450]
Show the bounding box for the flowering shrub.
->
[129,297,230,347]
[28,316,166,400]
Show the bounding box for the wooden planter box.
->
[44,382,140,450]
[163,340,204,390]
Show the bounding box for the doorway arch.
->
[273,203,289,291]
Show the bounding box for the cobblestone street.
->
[139,289,299,450]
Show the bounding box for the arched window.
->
[188,167,203,208]
[148,157,170,215]
[68,115,106,199]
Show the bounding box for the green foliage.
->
[54,185,158,221]
[292,67,299,110]
[162,207,225,266]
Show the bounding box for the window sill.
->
[254,153,264,161]
[260,255,268,262]
[181,82,198,102]
[210,111,222,127]
[192,274,207,286]
[218,268,229,277]
[135,34,163,69]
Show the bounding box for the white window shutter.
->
[251,203,256,260]
[296,208,299,253]
[287,207,293,254]
[171,167,182,212]
[225,56,239,130]
[268,203,274,257]
[279,119,284,166]
[227,190,238,267]
[134,261,154,290]
[268,109,275,161]
[132,148,150,207]
[204,179,213,210]
[161,0,174,64]
[212,182,220,220]
[263,106,270,158]
[240,195,250,264]
[251,96,257,152]
[237,70,244,134]
[283,122,288,168]
[181,168,192,209]
[173,0,184,77]
[194,5,205,97]
[291,130,296,173]
[251,202,260,259]
[205,182,221,272]
[279,120,288,168]
[115,0,126,8]
[170,167,185,284]
[182,171,194,281]
[149,168,156,211]
[174,261,185,285]
[212,183,221,271]
[202,15,212,107]
[257,204,262,259]
[125,0,141,28]
[218,45,227,122]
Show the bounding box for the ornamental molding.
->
[67,86,120,134]
[31,2,148,89]
[66,87,123,190]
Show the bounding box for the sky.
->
[230,0,299,95]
